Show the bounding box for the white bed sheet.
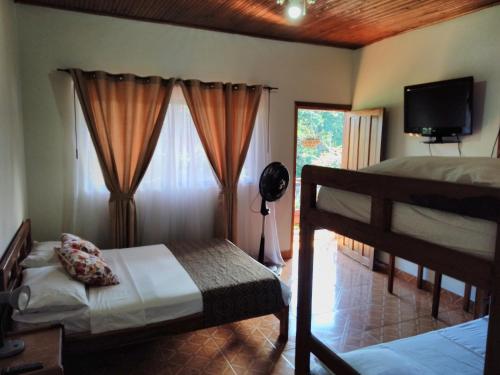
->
[340,317,487,375]
[13,307,90,334]
[89,244,203,334]
[317,187,497,260]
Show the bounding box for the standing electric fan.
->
[258,162,289,264]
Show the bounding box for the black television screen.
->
[404,77,473,137]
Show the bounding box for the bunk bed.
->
[295,159,500,375]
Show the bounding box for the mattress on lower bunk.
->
[317,186,496,260]
[340,317,487,375]
[14,241,290,334]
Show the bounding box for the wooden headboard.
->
[0,220,32,292]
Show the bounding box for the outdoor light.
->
[0,285,31,358]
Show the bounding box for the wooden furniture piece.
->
[430,270,480,318]
[296,165,500,375]
[0,326,63,374]
[386,131,500,316]
[386,260,465,320]
[337,108,384,269]
[0,220,289,354]
[387,255,425,294]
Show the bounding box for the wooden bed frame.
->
[295,165,500,375]
[0,220,289,353]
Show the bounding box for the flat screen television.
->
[404,77,473,141]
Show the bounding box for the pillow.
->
[56,246,119,287]
[32,241,61,252]
[61,233,102,257]
[22,265,89,313]
[361,156,500,188]
[21,241,60,268]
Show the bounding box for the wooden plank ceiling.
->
[16,0,500,48]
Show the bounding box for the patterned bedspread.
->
[168,239,286,326]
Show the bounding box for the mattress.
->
[317,187,496,259]
[316,156,500,260]
[340,317,487,375]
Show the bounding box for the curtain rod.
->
[57,68,278,91]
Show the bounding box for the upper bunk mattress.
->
[317,157,500,260]
[340,317,487,375]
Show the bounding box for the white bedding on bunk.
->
[317,157,500,260]
[340,317,487,375]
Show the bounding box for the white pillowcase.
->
[21,241,61,268]
[22,265,89,314]
[32,241,61,251]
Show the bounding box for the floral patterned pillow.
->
[55,246,119,286]
[61,233,102,257]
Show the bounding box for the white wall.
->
[17,5,354,250]
[0,1,27,256]
[353,6,500,159]
[352,6,500,295]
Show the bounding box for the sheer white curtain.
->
[66,86,218,247]
[135,87,219,244]
[66,85,281,262]
[64,86,110,248]
[238,91,284,266]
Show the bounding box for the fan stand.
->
[258,198,270,264]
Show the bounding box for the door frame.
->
[285,101,351,260]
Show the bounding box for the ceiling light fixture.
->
[277,0,316,20]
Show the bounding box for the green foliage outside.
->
[296,109,344,177]
[295,109,344,211]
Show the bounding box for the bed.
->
[295,156,500,374]
[318,157,500,261]
[0,221,290,353]
[341,316,487,375]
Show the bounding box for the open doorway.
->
[288,102,351,259]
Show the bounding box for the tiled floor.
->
[64,230,472,374]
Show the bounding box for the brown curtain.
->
[70,69,174,248]
[180,80,262,242]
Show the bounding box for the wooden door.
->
[336,108,384,269]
